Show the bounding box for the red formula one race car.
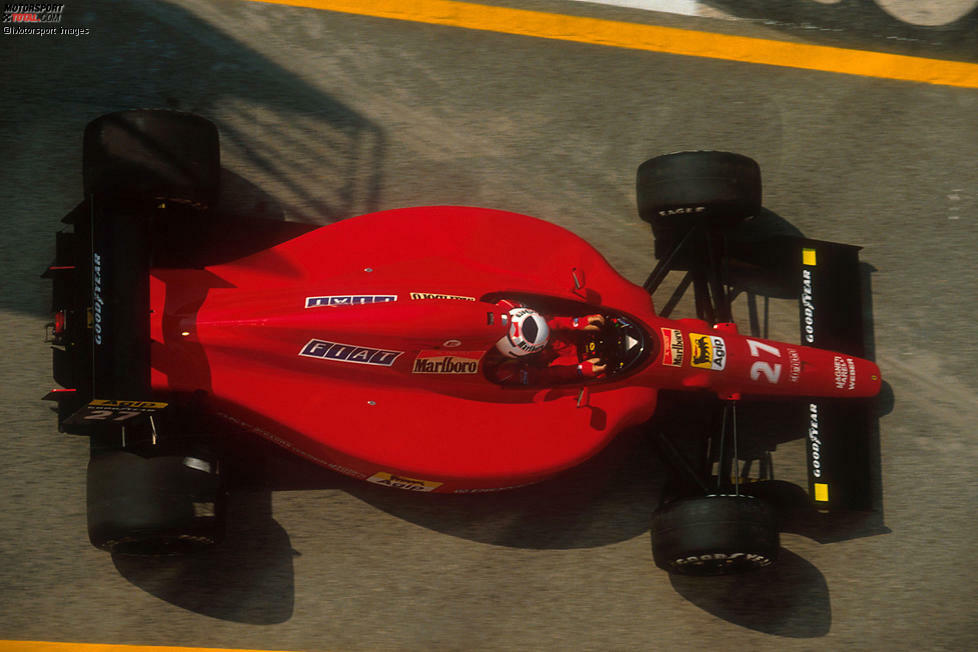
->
[45,110,882,575]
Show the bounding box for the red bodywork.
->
[148,207,880,493]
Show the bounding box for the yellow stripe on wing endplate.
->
[802,248,817,267]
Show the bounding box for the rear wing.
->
[45,198,155,433]
[795,239,878,512]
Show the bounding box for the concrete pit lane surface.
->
[1,0,976,650]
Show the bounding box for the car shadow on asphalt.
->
[14,0,386,320]
[23,0,386,624]
[111,491,296,624]
[668,548,831,637]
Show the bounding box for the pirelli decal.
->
[660,328,684,367]
[689,333,727,371]
[413,350,482,374]
[409,292,476,301]
[367,471,442,492]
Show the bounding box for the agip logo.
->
[689,333,726,371]
[367,472,442,492]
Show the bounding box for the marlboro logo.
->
[412,350,482,374]
[661,328,684,367]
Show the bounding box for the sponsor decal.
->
[64,399,168,426]
[787,347,801,383]
[325,461,368,480]
[689,333,726,371]
[808,402,822,478]
[409,292,476,301]
[674,552,772,567]
[660,327,684,367]
[658,206,705,217]
[367,471,442,492]
[412,350,482,374]
[299,339,402,367]
[833,355,856,390]
[92,252,104,345]
[89,399,168,410]
[443,339,462,348]
[453,482,536,493]
[216,411,343,472]
[801,268,815,344]
[305,294,396,308]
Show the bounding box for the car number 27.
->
[746,339,782,383]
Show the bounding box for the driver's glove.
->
[578,358,607,377]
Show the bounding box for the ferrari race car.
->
[45,110,882,575]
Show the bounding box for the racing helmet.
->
[496,307,550,358]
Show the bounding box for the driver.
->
[486,300,608,385]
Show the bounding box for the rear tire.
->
[651,494,779,575]
[83,109,220,207]
[636,151,762,260]
[87,449,226,554]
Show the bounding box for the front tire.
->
[651,494,779,575]
[636,151,762,260]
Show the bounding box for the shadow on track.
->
[669,548,830,637]
[8,0,385,318]
[15,0,385,623]
[112,492,296,624]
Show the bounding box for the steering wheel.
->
[579,318,617,365]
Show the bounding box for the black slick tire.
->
[83,109,220,206]
[636,151,762,260]
[87,450,226,554]
[651,494,779,576]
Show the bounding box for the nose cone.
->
[812,351,881,398]
[847,355,882,397]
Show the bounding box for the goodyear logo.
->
[660,327,684,367]
[299,339,402,366]
[689,333,727,370]
[367,471,442,492]
[409,292,476,301]
[412,351,482,374]
[305,295,396,308]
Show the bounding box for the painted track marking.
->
[242,0,978,88]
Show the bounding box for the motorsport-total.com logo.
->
[3,3,90,35]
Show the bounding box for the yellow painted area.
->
[0,643,300,652]
[244,0,978,89]
[814,482,829,502]
[802,248,817,267]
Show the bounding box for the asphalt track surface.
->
[2,0,977,650]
